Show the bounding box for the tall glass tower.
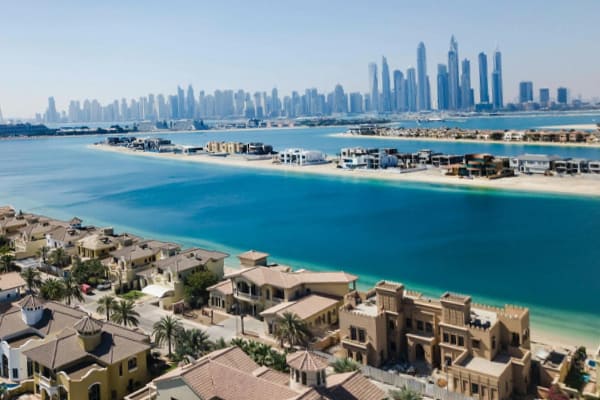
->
[381,56,392,112]
[478,52,489,104]
[417,42,431,111]
[492,49,504,109]
[368,62,379,112]
[461,59,472,110]
[447,36,460,110]
[406,67,417,112]
[437,64,449,111]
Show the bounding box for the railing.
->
[234,290,260,301]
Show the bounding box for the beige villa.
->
[76,227,141,259]
[126,347,386,400]
[339,281,532,400]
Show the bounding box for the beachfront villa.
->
[277,148,328,165]
[205,141,273,155]
[22,314,151,400]
[338,281,532,400]
[106,239,180,290]
[76,228,141,259]
[126,347,386,400]
[510,154,563,174]
[45,218,97,255]
[0,272,25,303]
[137,248,228,306]
[339,147,398,169]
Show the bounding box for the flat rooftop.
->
[353,299,378,317]
[470,307,497,327]
[457,354,511,377]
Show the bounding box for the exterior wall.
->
[339,309,387,367]
[448,363,512,400]
[0,288,20,303]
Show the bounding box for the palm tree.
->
[110,299,140,327]
[274,312,311,348]
[389,386,423,400]
[36,246,49,265]
[48,248,70,269]
[96,295,116,321]
[0,254,15,273]
[331,358,361,373]
[153,315,183,358]
[20,268,42,294]
[213,337,228,350]
[39,278,65,301]
[182,328,212,357]
[63,276,83,305]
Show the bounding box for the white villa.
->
[278,148,327,166]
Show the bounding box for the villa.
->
[278,148,328,166]
[338,281,532,400]
[125,347,386,400]
[510,154,563,174]
[0,272,26,302]
[76,228,141,259]
[45,218,97,255]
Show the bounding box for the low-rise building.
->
[0,272,25,303]
[510,154,563,174]
[278,148,327,166]
[125,347,386,400]
[76,228,140,259]
[338,281,532,400]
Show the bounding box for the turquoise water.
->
[1,113,599,348]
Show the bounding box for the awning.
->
[141,284,174,298]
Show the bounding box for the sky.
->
[1,0,599,118]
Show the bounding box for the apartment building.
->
[338,281,532,400]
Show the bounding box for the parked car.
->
[97,281,112,291]
[81,283,94,295]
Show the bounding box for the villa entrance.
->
[415,344,425,361]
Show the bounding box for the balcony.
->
[233,289,260,302]
[38,374,58,396]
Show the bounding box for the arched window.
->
[88,383,101,400]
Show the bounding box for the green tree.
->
[0,254,15,273]
[71,258,105,284]
[110,299,140,327]
[183,270,218,308]
[152,315,183,358]
[213,337,228,350]
[36,246,49,264]
[0,235,11,254]
[63,276,84,305]
[389,386,423,400]
[96,295,116,321]
[21,268,42,294]
[39,278,65,301]
[331,358,361,373]
[174,328,212,361]
[274,312,311,348]
[48,248,71,269]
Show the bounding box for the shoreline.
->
[91,144,600,198]
[332,132,600,149]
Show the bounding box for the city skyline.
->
[2,0,600,117]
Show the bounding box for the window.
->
[492,336,496,350]
[301,372,307,385]
[472,339,480,349]
[88,383,101,400]
[356,352,363,363]
[34,362,39,374]
[511,332,520,347]
[388,320,395,330]
[128,357,137,371]
[295,370,299,382]
[450,335,457,345]
[119,363,123,376]
[316,370,321,385]
[471,383,479,394]
[358,329,366,343]
[425,322,433,333]
[458,336,464,347]
[443,332,449,343]
[111,390,117,400]
[350,326,357,341]
[405,318,412,329]
[444,356,452,366]
[416,320,424,331]
[27,360,33,377]
[12,368,18,379]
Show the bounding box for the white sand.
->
[539,124,599,130]
[332,133,600,148]
[92,144,600,197]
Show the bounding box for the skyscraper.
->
[460,59,472,110]
[176,86,185,119]
[539,88,550,107]
[368,62,379,112]
[406,67,417,112]
[519,81,534,103]
[447,35,460,110]
[45,96,59,123]
[492,49,504,109]
[478,52,489,104]
[186,85,196,119]
[393,70,406,112]
[381,57,392,112]
[436,64,449,111]
[417,42,430,111]
[332,84,348,114]
[349,92,364,114]
[557,87,568,104]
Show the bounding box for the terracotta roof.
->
[287,351,329,372]
[155,248,229,272]
[207,280,233,295]
[110,240,179,260]
[229,267,357,289]
[321,371,386,400]
[260,295,340,320]
[73,316,103,335]
[0,272,26,291]
[17,294,45,309]
[238,250,269,261]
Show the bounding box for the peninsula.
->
[92,139,600,197]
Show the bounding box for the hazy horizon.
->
[2,0,599,118]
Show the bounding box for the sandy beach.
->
[92,144,600,198]
[332,132,600,149]
[539,123,599,130]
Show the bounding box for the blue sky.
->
[1,0,599,117]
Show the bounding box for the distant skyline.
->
[1,0,600,117]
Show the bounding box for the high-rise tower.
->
[393,70,406,112]
[406,67,417,112]
[417,42,431,111]
[381,57,392,112]
[448,36,460,110]
[460,59,472,110]
[492,49,504,109]
[368,62,379,112]
[478,52,489,104]
[437,64,449,111]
